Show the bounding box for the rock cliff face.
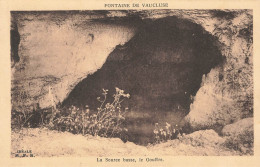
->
[11,10,253,144]
[63,16,223,143]
[11,11,138,111]
[183,10,253,131]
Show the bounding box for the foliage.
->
[11,103,43,129]
[11,110,32,129]
[49,87,130,138]
[153,122,182,144]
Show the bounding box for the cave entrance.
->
[62,16,223,145]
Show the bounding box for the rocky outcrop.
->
[11,11,138,111]
[11,10,253,143]
[184,10,253,131]
[221,118,253,155]
[222,117,253,136]
[62,15,223,144]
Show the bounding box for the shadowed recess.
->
[62,16,223,145]
[11,22,20,67]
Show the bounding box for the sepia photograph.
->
[9,9,254,158]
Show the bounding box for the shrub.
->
[11,103,43,129]
[50,87,130,138]
[11,110,31,129]
[153,122,182,144]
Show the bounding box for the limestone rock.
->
[11,10,253,141]
[62,15,222,144]
[221,118,253,155]
[149,129,237,156]
[184,10,253,131]
[11,11,137,111]
[222,117,253,136]
[12,128,240,157]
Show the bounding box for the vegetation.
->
[12,87,130,139]
[50,87,129,138]
[153,122,182,144]
[11,86,183,144]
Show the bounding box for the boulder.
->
[222,117,253,136]
[221,117,253,155]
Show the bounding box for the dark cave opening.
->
[62,16,223,145]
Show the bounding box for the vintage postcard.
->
[0,0,260,166]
